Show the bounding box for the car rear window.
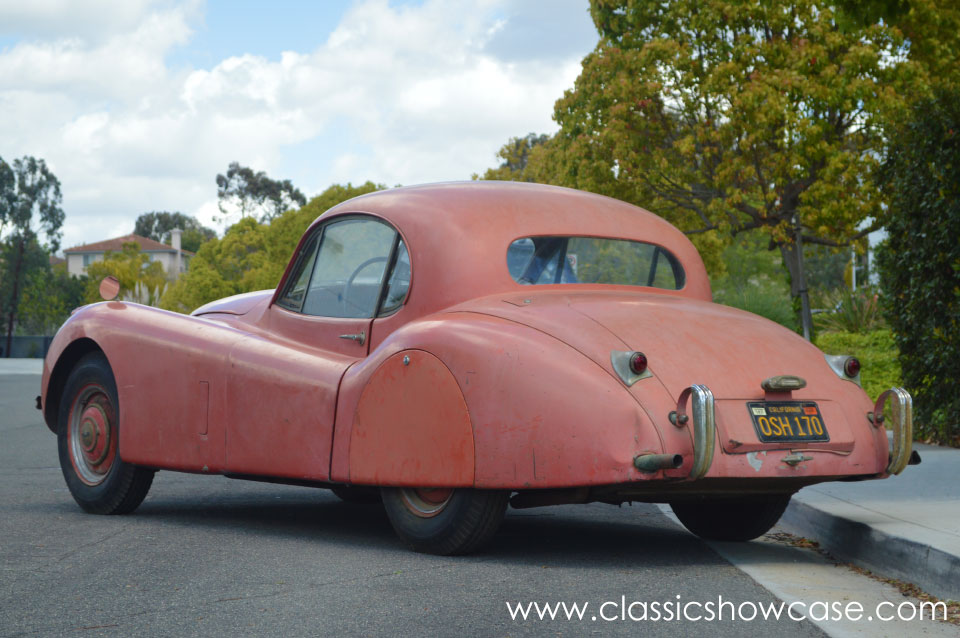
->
[507,236,685,290]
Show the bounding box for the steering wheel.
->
[342,256,389,315]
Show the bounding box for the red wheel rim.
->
[68,383,118,485]
[399,487,453,518]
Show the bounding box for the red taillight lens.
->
[844,356,860,378]
[629,352,648,375]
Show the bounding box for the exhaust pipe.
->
[633,453,683,473]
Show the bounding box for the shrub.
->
[712,235,799,331]
[715,284,797,331]
[814,286,885,334]
[814,330,901,405]
[876,92,960,446]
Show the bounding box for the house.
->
[63,229,193,280]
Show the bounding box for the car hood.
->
[455,290,836,400]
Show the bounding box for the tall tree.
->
[0,235,48,351]
[527,0,936,338]
[0,156,64,357]
[834,0,960,90]
[17,261,86,336]
[133,211,216,253]
[876,91,960,446]
[215,162,307,226]
[474,133,551,181]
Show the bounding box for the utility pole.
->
[851,247,857,291]
[796,223,813,341]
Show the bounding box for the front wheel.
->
[669,495,792,542]
[57,352,155,514]
[381,487,509,555]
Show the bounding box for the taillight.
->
[844,356,860,378]
[629,352,648,375]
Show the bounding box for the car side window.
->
[301,218,397,319]
[275,234,319,311]
[379,240,410,316]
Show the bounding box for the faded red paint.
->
[350,350,474,486]
[41,182,896,498]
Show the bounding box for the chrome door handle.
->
[339,331,366,345]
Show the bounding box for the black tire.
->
[669,494,792,542]
[331,486,382,504]
[381,487,508,555]
[57,352,154,514]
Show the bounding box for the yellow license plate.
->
[747,401,829,443]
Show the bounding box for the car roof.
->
[298,181,712,313]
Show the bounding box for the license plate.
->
[747,401,829,443]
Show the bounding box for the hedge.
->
[815,330,902,405]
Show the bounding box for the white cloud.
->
[0,0,596,250]
[0,0,175,40]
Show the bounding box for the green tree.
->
[134,211,216,253]
[216,162,307,225]
[162,182,384,313]
[0,235,48,351]
[876,91,960,446]
[526,0,937,338]
[0,156,64,357]
[834,0,960,90]
[474,133,550,181]
[160,217,270,312]
[84,243,168,306]
[18,262,86,335]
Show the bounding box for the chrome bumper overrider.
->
[873,387,914,475]
[671,384,716,480]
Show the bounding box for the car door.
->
[224,216,403,480]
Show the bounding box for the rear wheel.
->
[381,487,508,555]
[57,352,154,514]
[669,495,792,542]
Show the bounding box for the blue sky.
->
[0,0,598,251]
[166,1,354,68]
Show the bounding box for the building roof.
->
[64,234,194,256]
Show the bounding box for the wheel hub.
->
[399,487,453,518]
[78,403,110,464]
[68,385,117,485]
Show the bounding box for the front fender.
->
[41,303,117,432]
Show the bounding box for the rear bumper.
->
[643,384,915,483]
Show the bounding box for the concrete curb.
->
[781,499,960,602]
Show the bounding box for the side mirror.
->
[99,276,120,301]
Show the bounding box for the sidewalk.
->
[0,358,43,375]
[781,441,960,602]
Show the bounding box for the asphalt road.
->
[0,373,831,637]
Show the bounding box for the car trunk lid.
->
[457,290,858,455]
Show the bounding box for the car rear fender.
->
[332,312,674,488]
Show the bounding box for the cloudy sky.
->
[0,0,598,252]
